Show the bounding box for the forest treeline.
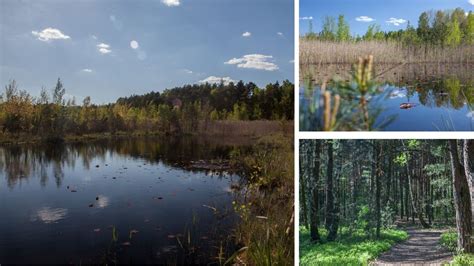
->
[0,79,293,141]
[300,139,473,252]
[304,8,474,46]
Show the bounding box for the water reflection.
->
[0,136,249,189]
[32,207,68,224]
[0,136,246,264]
[96,195,110,208]
[300,71,474,131]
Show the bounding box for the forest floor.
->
[372,222,453,265]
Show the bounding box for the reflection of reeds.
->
[300,39,474,65]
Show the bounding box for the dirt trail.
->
[372,227,453,266]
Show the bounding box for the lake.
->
[300,63,474,131]
[0,137,249,264]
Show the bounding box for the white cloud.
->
[82,69,93,73]
[242,31,251,37]
[300,16,313,20]
[162,0,180,6]
[97,43,111,54]
[130,40,139,49]
[289,59,295,64]
[277,32,284,36]
[355,16,375,22]
[199,76,236,85]
[31,28,70,41]
[225,54,279,71]
[469,0,474,6]
[91,35,97,40]
[183,69,193,74]
[386,17,407,26]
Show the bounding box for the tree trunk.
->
[299,141,309,229]
[463,139,474,221]
[375,142,382,238]
[310,141,321,242]
[325,141,338,241]
[449,140,473,253]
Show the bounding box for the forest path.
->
[372,226,453,266]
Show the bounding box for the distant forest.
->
[304,8,474,46]
[0,79,293,140]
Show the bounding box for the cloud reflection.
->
[33,207,68,224]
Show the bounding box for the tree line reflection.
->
[0,136,251,189]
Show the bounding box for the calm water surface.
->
[0,137,248,264]
[300,64,474,131]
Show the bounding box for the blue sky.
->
[300,0,474,36]
[0,0,294,104]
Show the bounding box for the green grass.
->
[449,253,474,265]
[300,226,408,266]
[440,230,474,266]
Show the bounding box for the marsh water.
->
[0,137,249,264]
[300,63,474,131]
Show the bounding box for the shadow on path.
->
[372,226,453,266]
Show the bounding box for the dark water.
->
[0,137,248,264]
[300,64,474,131]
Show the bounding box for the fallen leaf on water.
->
[93,228,101,232]
[167,235,176,239]
[144,219,150,223]
[200,236,208,240]
[130,229,139,234]
[121,242,131,246]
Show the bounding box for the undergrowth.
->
[299,226,408,266]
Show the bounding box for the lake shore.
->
[0,120,294,146]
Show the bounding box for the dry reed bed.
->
[301,62,474,85]
[199,120,293,137]
[300,39,474,65]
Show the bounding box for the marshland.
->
[0,79,294,265]
[300,8,474,131]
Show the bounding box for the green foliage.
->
[310,8,474,46]
[380,205,396,229]
[450,253,474,265]
[0,79,294,140]
[300,226,408,266]
[445,17,462,46]
[440,230,457,251]
[337,15,351,42]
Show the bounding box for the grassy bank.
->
[230,134,294,265]
[300,39,474,65]
[440,231,474,265]
[300,227,408,266]
[0,120,293,145]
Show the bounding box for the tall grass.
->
[300,39,474,65]
[230,134,294,265]
[200,120,293,138]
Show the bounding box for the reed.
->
[300,39,474,65]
